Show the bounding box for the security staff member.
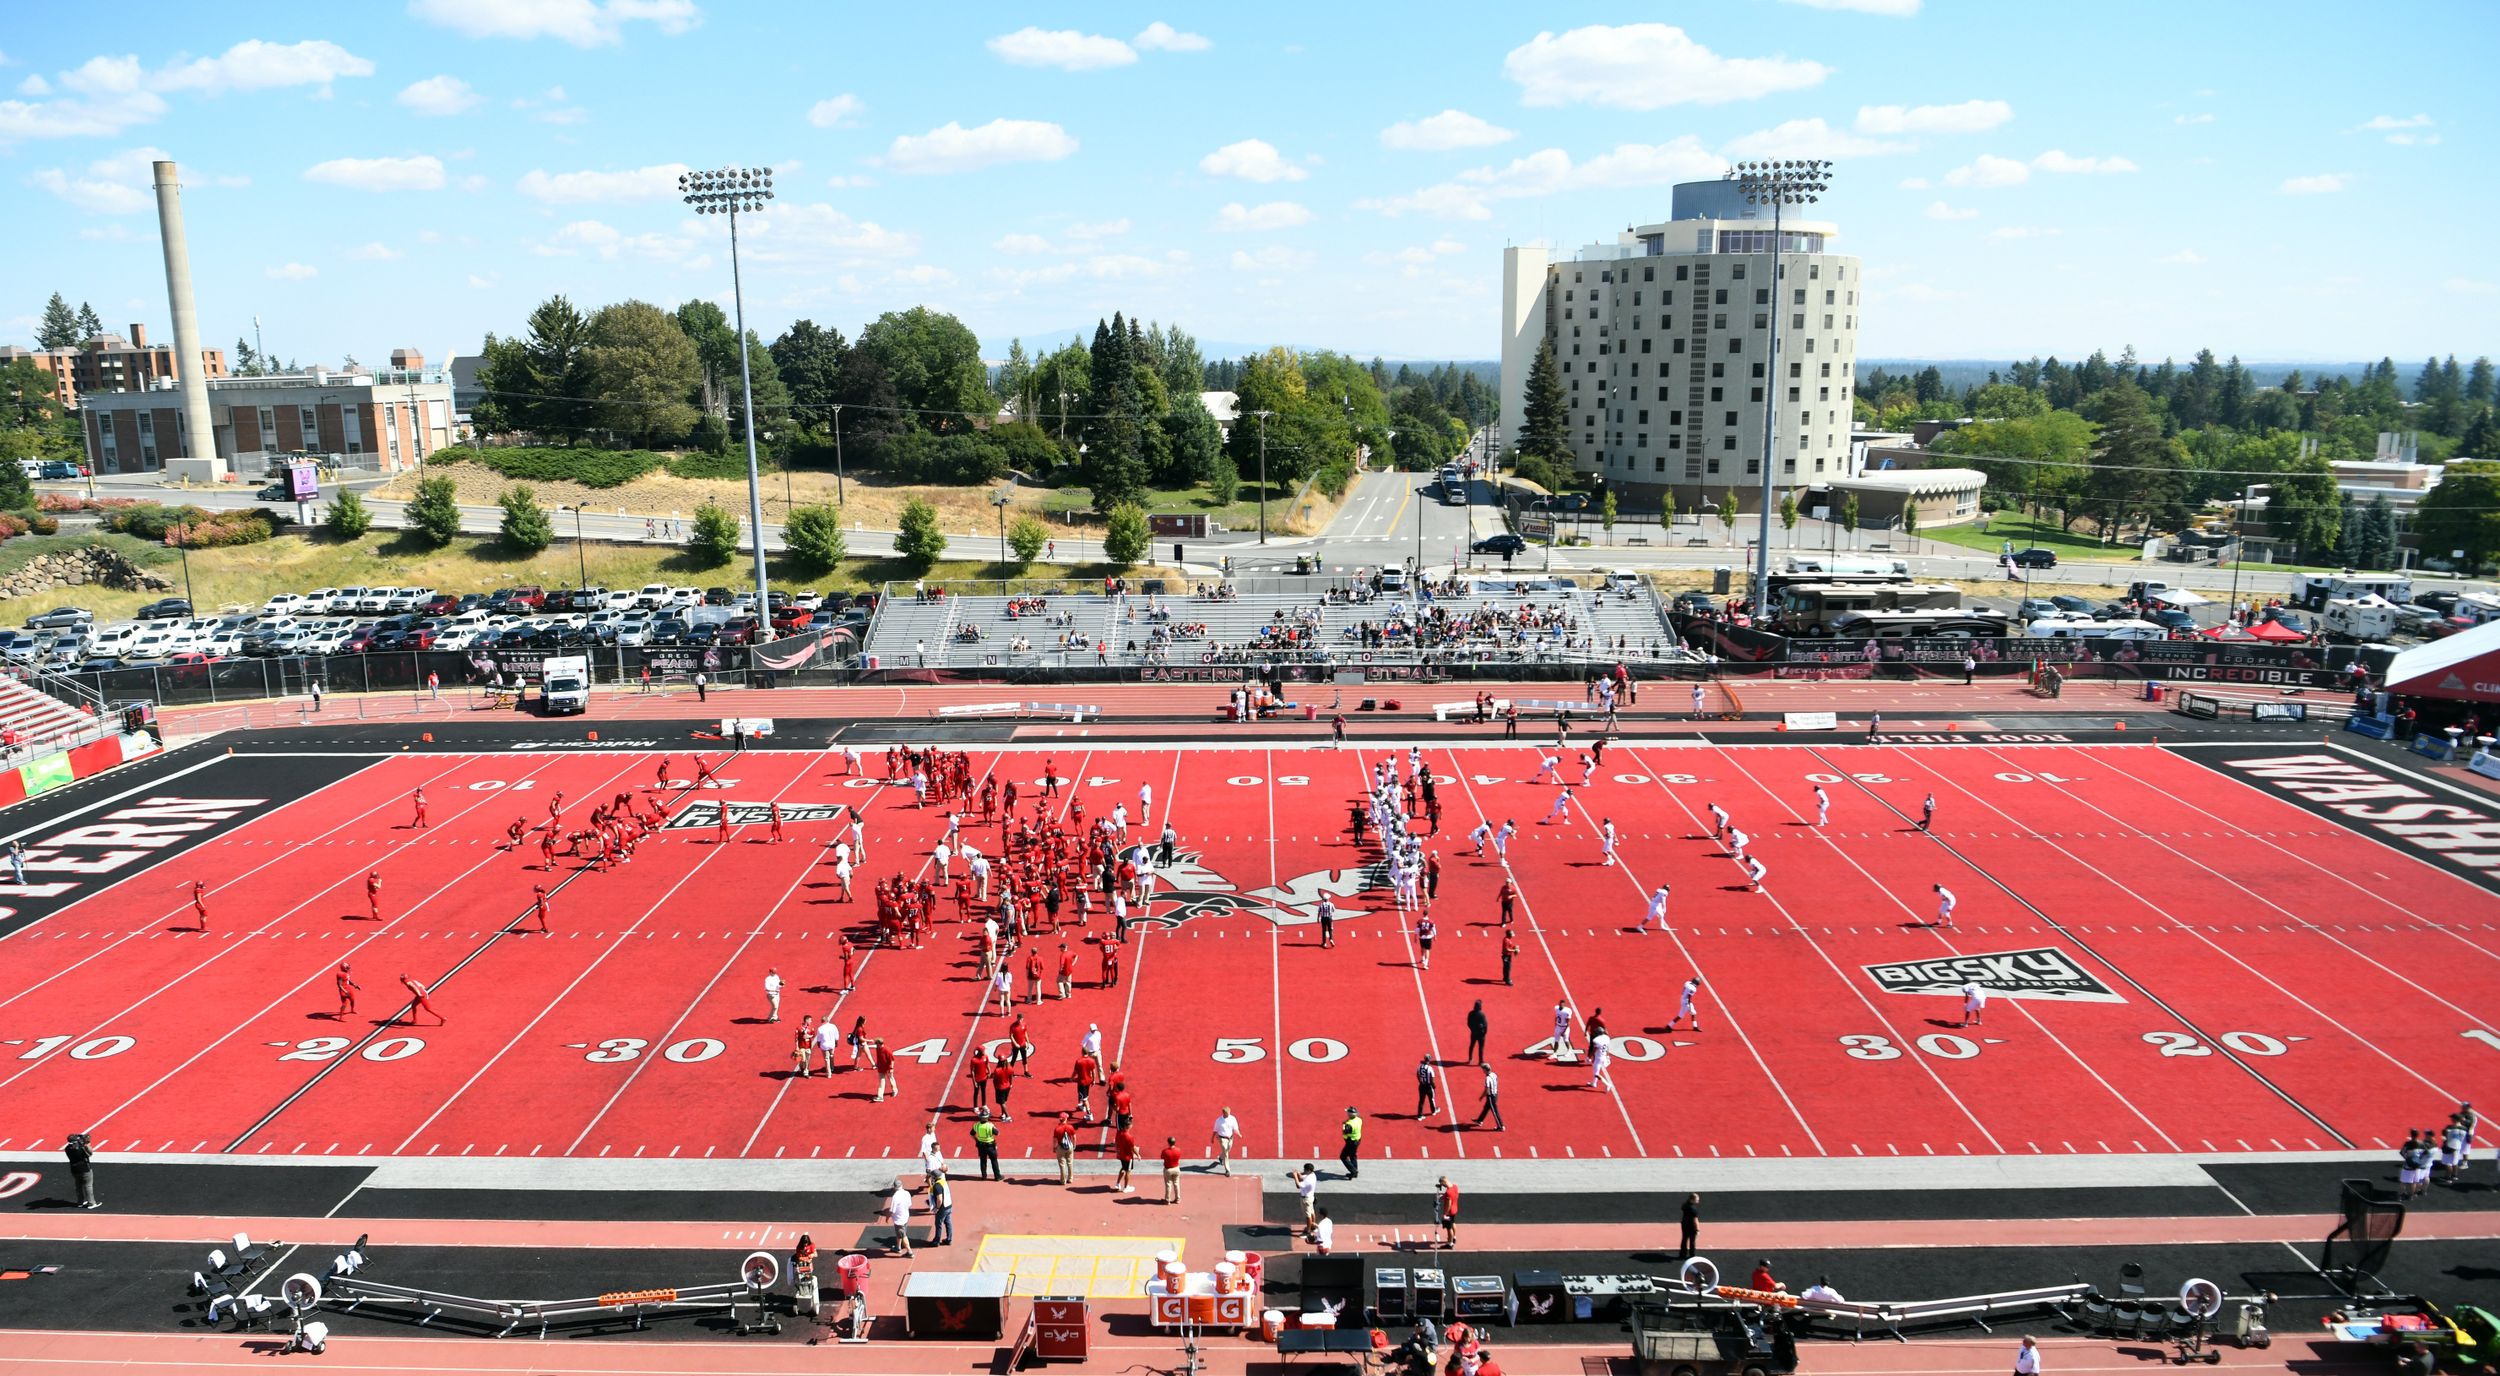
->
[1338,1107,1364,1179]
[971,1109,1003,1180]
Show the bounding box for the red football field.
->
[2,739,2495,1167]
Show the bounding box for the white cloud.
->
[458,173,489,192]
[265,262,318,280]
[1199,138,1306,183]
[1856,99,2010,135]
[0,56,165,141]
[987,27,1136,71]
[1942,154,2029,187]
[467,273,496,288]
[408,0,701,46]
[1230,245,1315,274]
[1380,109,1514,152]
[1215,200,1310,232]
[1897,176,1930,189]
[1066,218,1127,239]
[1988,226,2059,239]
[2031,149,2137,174]
[743,202,917,264]
[396,74,481,115]
[1780,0,1920,13]
[1503,24,1828,110]
[31,147,164,213]
[994,232,1051,254]
[890,264,956,287]
[881,119,1075,174]
[18,74,51,96]
[1924,201,1978,221]
[2281,173,2348,195]
[2159,250,2206,265]
[2384,132,2441,147]
[2358,113,2433,131]
[514,161,690,202]
[158,39,372,93]
[2173,112,2215,125]
[1358,136,1723,220]
[305,154,446,191]
[1133,21,1209,52]
[1364,239,1467,277]
[1082,253,1173,279]
[807,93,863,128]
[537,218,697,262]
[1724,118,1911,159]
[346,241,403,260]
[2445,277,2498,295]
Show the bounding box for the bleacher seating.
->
[859,577,1680,670]
[0,674,101,759]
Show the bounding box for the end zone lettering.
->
[2219,752,2500,874]
[1865,947,2124,1003]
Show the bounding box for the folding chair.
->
[207,1248,249,1282]
[192,1269,234,1303]
[230,1232,272,1270]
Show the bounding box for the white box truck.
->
[540,655,591,715]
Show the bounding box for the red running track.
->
[1,742,2494,1163]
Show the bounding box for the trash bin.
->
[2143,681,2164,703]
[1304,703,1317,720]
[1712,566,1732,595]
[836,1253,871,1299]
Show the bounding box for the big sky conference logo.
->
[1864,947,2127,1004]
[661,803,1374,928]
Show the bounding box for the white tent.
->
[2382,620,2500,703]
[2148,587,2211,608]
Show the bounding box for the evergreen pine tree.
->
[1516,337,1568,464]
[36,294,79,349]
[75,303,103,341]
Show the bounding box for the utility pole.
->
[1246,410,1274,544]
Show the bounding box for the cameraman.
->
[65,1131,99,1210]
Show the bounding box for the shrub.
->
[1101,502,1149,567]
[326,489,373,539]
[498,484,555,553]
[666,448,749,480]
[104,502,209,541]
[1204,455,1239,508]
[894,496,946,570]
[0,513,27,540]
[880,431,1011,485]
[26,514,58,536]
[164,507,279,549]
[687,500,742,568]
[467,446,667,489]
[407,474,463,547]
[783,503,847,573]
[1007,512,1049,571]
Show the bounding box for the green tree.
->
[1600,488,1618,534]
[2082,379,2185,540]
[1514,337,1569,465]
[687,500,741,568]
[676,299,788,437]
[2415,460,2500,571]
[74,302,102,341]
[36,293,79,349]
[467,331,528,438]
[1841,492,1861,547]
[2460,407,2500,462]
[1079,314,1152,510]
[2269,452,2341,561]
[782,503,847,573]
[498,483,555,552]
[1159,393,1224,487]
[1007,513,1049,571]
[407,473,463,547]
[325,489,373,539]
[1779,492,1798,546]
[585,300,700,446]
[1205,454,1240,508]
[514,295,594,441]
[895,495,947,569]
[1718,489,1740,540]
[995,337,1035,417]
[1900,499,1920,539]
[1101,502,1150,567]
[0,453,29,510]
[1,358,63,428]
[856,307,990,433]
[771,318,849,432]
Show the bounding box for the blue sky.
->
[4,1,2492,369]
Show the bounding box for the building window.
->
[1819,387,1830,401]
[1670,410,1682,425]
[1723,435,1737,450]
[1792,314,1805,330]
[1637,433,1648,448]
[1792,288,1806,306]
[1752,387,1764,402]
[1823,314,1835,329]
[1710,387,1723,402]
[1644,266,1656,282]
[1723,411,1737,427]
[1801,338,1812,353]
[1727,338,1744,353]
[1713,313,1727,330]
[1757,288,1771,306]
[1670,434,1682,450]
[1825,289,1837,305]
[1675,265,1688,281]
[1639,339,1652,354]
[1809,263,1821,279]
[1710,363,1724,378]
[136,413,153,436]
[257,407,275,445]
[1820,362,1831,377]
[1672,339,1685,354]
[1755,314,1769,330]
[1731,264,1746,280]
[1638,409,1650,424]
[1713,290,1726,306]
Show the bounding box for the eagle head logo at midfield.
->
[1131,850,1376,931]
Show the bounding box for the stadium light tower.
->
[680,165,775,620]
[1726,158,1832,614]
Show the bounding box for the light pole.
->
[991,486,1013,567]
[562,504,588,588]
[1726,157,1832,614]
[1247,409,1274,544]
[829,403,846,505]
[680,164,776,617]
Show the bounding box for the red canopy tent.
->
[2382,621,2500,703]
[2199,619,2306,643]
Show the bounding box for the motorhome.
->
[2322,596,2403,642]
[2292,571,2413,611]
[1785,555,1910,578]
[2023,617,2168,641]
[1827,610,2010,640]
[1775,581,1963,635]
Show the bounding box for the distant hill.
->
[1862,358,2382,392]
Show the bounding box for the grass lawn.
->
[1918,514,2141,562]
[0,530,1180,627]
[1032,479,1338,536]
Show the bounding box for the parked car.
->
[2009,548,2059,569]
[25,607,94,630]
[255,481,290,501]
[2017,598,2060,622]
[422,593,461,616]
[2147,608,2198,633]
[1471,533,1527,556]
[2049,594,2096,616]
[1671,590,1716,616]
[136,597,192,620]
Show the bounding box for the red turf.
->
[1,742,2494,1164]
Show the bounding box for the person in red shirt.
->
[716,805,732,847]
[1056,943,1076,1000]
[1072,1051,1100,1120]
[871,1038,897,1102]
[1101,940,1121,989]
[398,973,441,1025]
[365,870,383,922]
[538,827,559,871]
[1499,929,1519,986]
[1008,1014,1034,1075]
[769,802,786,844]
[656,757,672,791]
[1748,1259,1782,1293]
[1024,946,1045,1004]
[1112,1126,1137,1193]
[529,883,550,933]
[410,787,428,830]
[837,934,856,993]
[968,1047,992,1110]
[1497,879,1517,926]
[1437,1176,1461,1248]
[1160,1137,1184,1204]
[990,1058,1016,1120]
[505,816,527,850]
[189,879,210,931]
[334,962,359,1018]
[1110,1082,1135,1133]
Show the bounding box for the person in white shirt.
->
[1644,884,1672,932]
[1291,1163,1320,1232]
[813,1018,840,1073]
[1727,828,1750,863]
[2014,1335,2042,1376]
[1492,821,1515,859]
[1082,1023,1103,1060]
[1961,981,1987,1028]
[1137,782,1152,827]
[1529,753,1560,784]
[1311,1209,1335,1254]
[1800,1277,1845,1304]
[1542,787,1574,824]
[1934,883,1958,929]
[887,1183,914,1257]
[1550,999,1576,1057]
[1588,1031,1613,1089]
[933,840,952,881]
[1708,802,1730,839]
[1813,785,1830,826]
[1598,818,1618,865]
[1669,976,1704,1032]
[1468,820,1493,856]
[763,968,783,1023]
[1744,855,1767,891]
[1209,1108,1240,1175]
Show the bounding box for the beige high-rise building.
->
[1500,178,1861,507]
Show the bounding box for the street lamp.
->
[1726,158,1833,615]
[1247,409,1274,544]
[829,403,846,505]
[680,164,776,617]
[991,486,1014,567]
[561,504,588,588]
